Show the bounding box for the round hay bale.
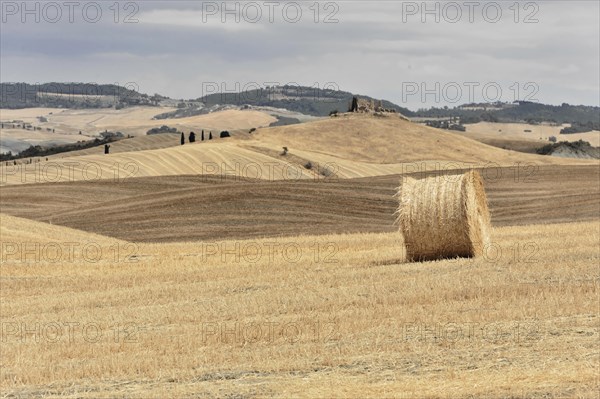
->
[396,170,491,261]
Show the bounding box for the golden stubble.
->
[1,215,598,398]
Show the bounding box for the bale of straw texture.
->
[396,170,491,261]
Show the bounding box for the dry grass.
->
[46,134,183,159]
[0,107,277,155]
[1,214,598,398]
[0,111,598,398]
[0,128,83,146]
[0,142,317,186]
[252,113,596,165]
[464,121,600,147]
[2,113,596,186]
[397,171,491,261]
[1,107,277,137]
[0,108,66,121]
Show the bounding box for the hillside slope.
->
[200,85,414,117]
[0,142,316,186]
[465,121,600,147]
[251,113,595,164]
[1,107,277,138]
[0,213,123,245]
[47,134,182,159]
[2,165,597,242]
[2,113,594,186]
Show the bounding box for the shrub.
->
[321,165,335,177]
[147,125,178,135]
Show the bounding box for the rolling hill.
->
[200,85,414,117]
[416,101,600,126]
[0,82,155,109]
[2,104,598,399]
[43,134,182,158]
[0,213,123,245]
[0,107,278,155]
[250,113,579,164]
[464,121,600,147]
[3,107,276,137]
[1,113,595,186]
[1,165,597,243]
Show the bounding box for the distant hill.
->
[199,85,415,117]
[0,82,163,109]
[1,82,413,118]
[537,140,600,159]
[415,101,600,127]
[3,83,597,128]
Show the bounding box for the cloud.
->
[1,0,598,108]
[138,8,266,32]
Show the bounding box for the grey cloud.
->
[0,0,598,108]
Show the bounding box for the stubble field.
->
[1,215,598,398]
[1,112,598,398]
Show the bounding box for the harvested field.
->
[1,110,598,399]
[465,121,600,147]
[0,165,597,243]
[1,215,598,398]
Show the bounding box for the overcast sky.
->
[1,1,598,109]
